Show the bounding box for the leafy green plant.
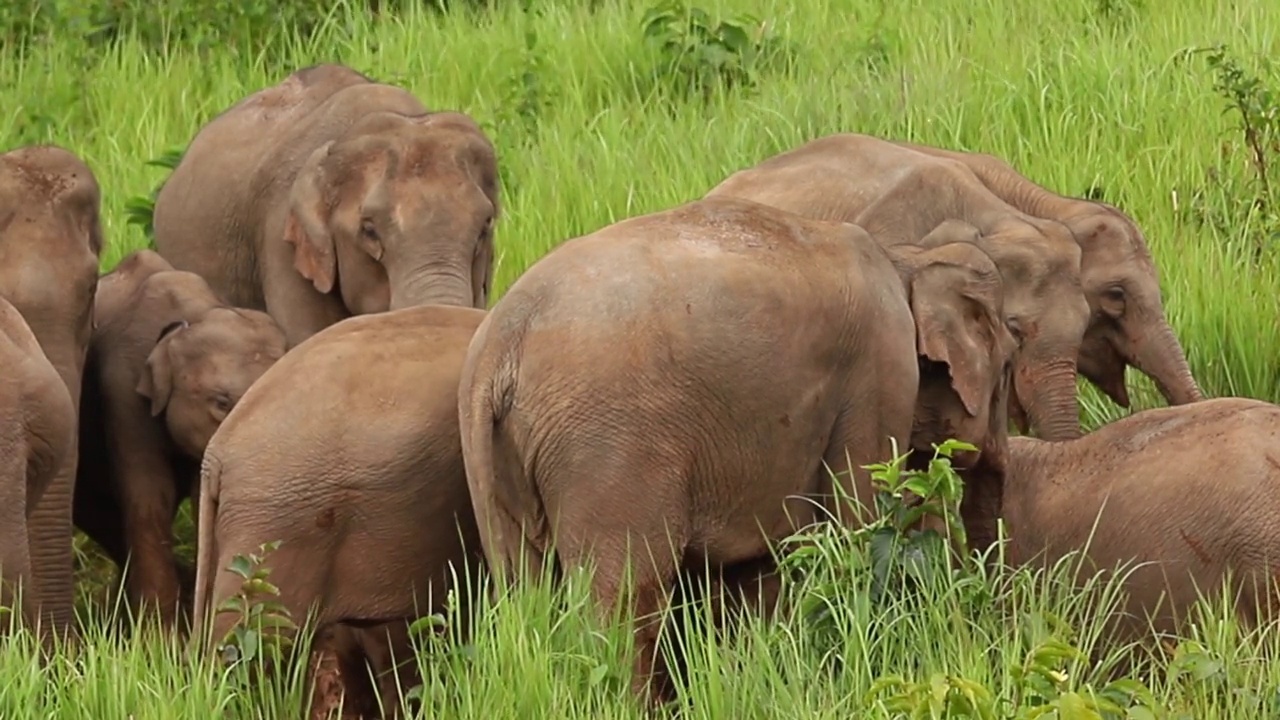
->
[639,0,788,100]
[780,441,1165,718]
[1175,44,1280,259]
[779,439,976,609]
[213,540,298,666]
[123,146,185,249]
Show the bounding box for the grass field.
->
[3,0,1280,716]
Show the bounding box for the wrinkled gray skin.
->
[74,250,287,634]
[0,296,76,634]
[192,305,488,720]
[707,133,1091,441]
[0,145,104,638]
[891,139,1203,409]
[963,397,1280,645]
[153,63,500,349]
[458,197,1017,705]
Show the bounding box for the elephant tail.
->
[459,325,550,583]
[189,449,222,655]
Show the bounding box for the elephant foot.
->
[305,626,384,720]
[306,646,348,720]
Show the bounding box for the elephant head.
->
[283,111,500,317]
[891,224,1018,471]
[136,309,287,458]
[977,217,1090,441]
[0,145,105,634]
[1065,208,1203,408]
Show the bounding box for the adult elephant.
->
[459,197,1017,704]
[153,63,500,348]
[0,145,105,637]
[707,133,1090,440]
[192,305,488,719]
[890,139,1203,409]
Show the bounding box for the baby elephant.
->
[967,396,1280,644]
[74,250,287,632]
[1,296,76,632]
[458,196,1017,705]
[191,305,488,720]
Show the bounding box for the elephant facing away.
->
[153,63,500,348]
[890,139,1203,409]
[0,296,76,633]
[191,305,489,719]
[74,250,287,633]
[0,144,105,637]
[458,197,1016,705]
[963,397,1280,645]
[707,132,1091,441]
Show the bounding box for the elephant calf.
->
[0,296,76,632]
[966,397,1280,643]
[458,196,1017,705]
[74,250,287,632]
[191,305,488,720]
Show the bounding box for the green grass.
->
[3,0,1280,715]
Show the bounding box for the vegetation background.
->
[1,0,1278,717]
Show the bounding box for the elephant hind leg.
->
[552,489,691,706]
[350,619,416,719]
[567,537,685,707]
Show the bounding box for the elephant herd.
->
[4,60,1280,717]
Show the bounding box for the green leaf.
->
[1053,692,1104,719]
[253,613,297,630]
[228,555,253,579]
[239,628,260,662]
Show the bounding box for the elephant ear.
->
[910,249,1001,417]
[918,219,981,248]
[135,319,187,417]
[283,141,338,295]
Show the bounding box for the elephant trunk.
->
[1016,356,1083,441]
[27,338,84,641]
[388,264,474,312]
[1128,319,1203,406]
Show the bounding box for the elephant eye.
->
[1004,316,1024,343]
[212,394,234,413]
[359,218,378,239]
[1105,285,1125,300]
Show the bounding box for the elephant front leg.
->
[260,249,351,349]
[116,465,184,631]
[819,394,916,529]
